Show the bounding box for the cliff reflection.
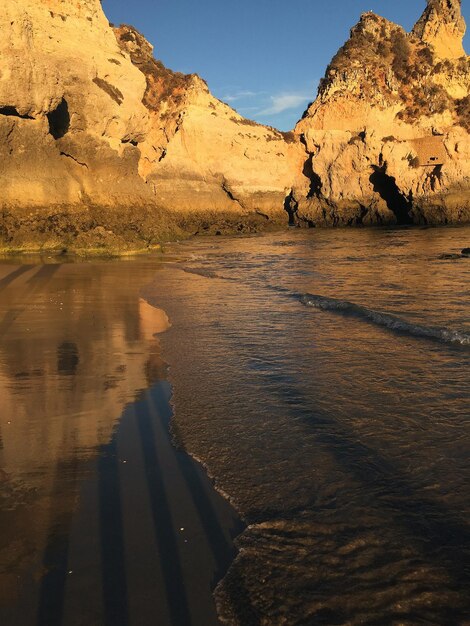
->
[0,260,168,618]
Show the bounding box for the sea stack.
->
[294,0,470,226]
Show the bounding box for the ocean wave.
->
[300,293,470,346]
[173,265,469,347]
[177,266,237,281]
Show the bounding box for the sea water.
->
[147,226,470,625]
[0,225,468,625]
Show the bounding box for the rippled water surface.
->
[146,226,470,625]
[0,227,468,626]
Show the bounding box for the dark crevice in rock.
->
[221,181,245,209]
[92,77,124,105]
[354,205,369,226]
[48,99,70,140]
[428,164,443,191]
[60,152,88,169]
[304,157,323,200]
[284,191,299,225]
[370,165,414,224]
[0,107,34,120]
[121,138,138,147]
[299,135,323,201]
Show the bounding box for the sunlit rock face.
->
[0,2,307,249]
[294,1,470,226]
[114,26,308,234]
[413,0,466,59]
[0,0,154,218]
[1,0,469,246]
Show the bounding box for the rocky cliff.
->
[0,0,169,252]
[294,0,470,226]
[114,25,307,235]
[0,0,306,252]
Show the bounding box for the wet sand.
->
[0,260,243,626]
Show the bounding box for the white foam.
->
[300,293,470,346]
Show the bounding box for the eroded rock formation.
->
[294,0,470,226]
[114,25,307,235]
[413,0,466,59]
[0,0,306,251]
[0,0,170,251]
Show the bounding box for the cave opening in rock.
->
[47,98,70,139]
[284,191,298,225]
[369,165,413,225]
[0,106,33,119]
[307,171,322,199]
[303,155,323,199]
[121,138,138,147]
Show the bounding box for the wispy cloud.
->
[223,90,263,102]
[258,92,311,116]
[214,82,317,130]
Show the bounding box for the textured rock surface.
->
[294,0,470,226]
[114,26,308,235]
[0,2,306,251]
[413,0,466,59]
[0,0,166,251]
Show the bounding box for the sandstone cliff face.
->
[0,0,171,251]
[413,0,466,59]
[0,3,306,251]
[114,26,307,234]
[294,0,470,226]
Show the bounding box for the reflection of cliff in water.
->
[0,260,168,611]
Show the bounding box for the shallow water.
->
[0,259,241,626]
[146,226,470,625]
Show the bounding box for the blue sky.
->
[102,0,470,131]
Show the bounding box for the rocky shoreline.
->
[0,204,291,256]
